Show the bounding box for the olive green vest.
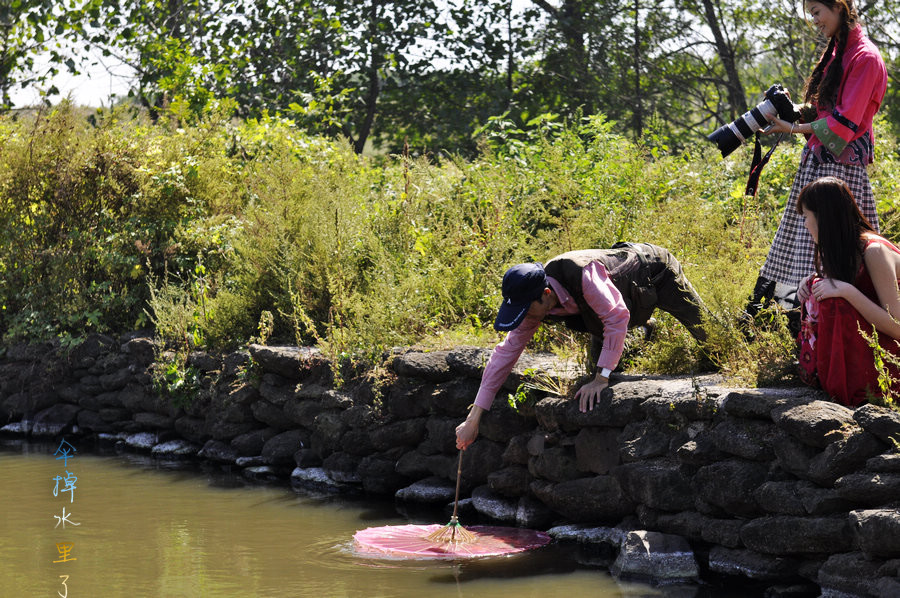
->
[542,248,644,336]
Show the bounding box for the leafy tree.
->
[20,0,899,154]
[212,1,343,120]
[512,1,692,141]
[858,0,900,133]
[77,0,228,118]
[0,0,83,109]
[530,0,603,114]
[88,0,453,153]
[371,0,540,155]
[312,0,450,154]
[682,0,749,119]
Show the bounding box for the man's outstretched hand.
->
[574,375,609,412]
[455,405,485,450]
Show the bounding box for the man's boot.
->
[740,275,777,334]
[774,283,802,337]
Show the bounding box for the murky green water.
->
[0,440,703,598]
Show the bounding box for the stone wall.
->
[2,334,899,596]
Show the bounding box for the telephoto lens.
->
[707,84,801,158]
[707,101,779,157]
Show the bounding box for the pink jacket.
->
[808,25,887,165]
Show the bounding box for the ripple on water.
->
[300,528,546,574]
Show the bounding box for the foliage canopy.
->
[6,1,900,155]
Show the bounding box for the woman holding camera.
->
[751,0,887,316]
[795,176,900,406]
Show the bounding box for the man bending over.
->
[455,243,708,450]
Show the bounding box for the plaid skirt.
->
[759,156,879,286]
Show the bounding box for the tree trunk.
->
[505,0,514,97]
[699,0,746,118]
[353,0,384,154]
[632,0,642,137]
[532,0,593,113]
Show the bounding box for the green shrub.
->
[5,102,900,394]
[0,102,244,343]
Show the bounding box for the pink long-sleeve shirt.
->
[808,25,887,165]
[473,261,629,411]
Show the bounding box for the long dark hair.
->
[803,0,859,109]
[796,176,875,282]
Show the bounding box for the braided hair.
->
[803,0,859,109]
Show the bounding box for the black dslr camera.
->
[707,84,803,158]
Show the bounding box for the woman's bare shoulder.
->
[863,235,900,278]
[862,234,900,254]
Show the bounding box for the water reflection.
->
[0,439,711,598]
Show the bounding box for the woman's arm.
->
[810,51,887,156]
[865,243,900,336]
[811,244,900,338]
[765,119,812,136]
[768,46,886,145]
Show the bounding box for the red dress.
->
[799,237,900,407]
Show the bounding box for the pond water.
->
[0,439,733,598]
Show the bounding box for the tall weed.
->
[0,102,242,342]
[8,103,899,392]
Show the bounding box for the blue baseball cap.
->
[494,262,547,331]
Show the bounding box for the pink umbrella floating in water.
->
[353,524,552,559]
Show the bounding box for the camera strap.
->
[744,132,783,197]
